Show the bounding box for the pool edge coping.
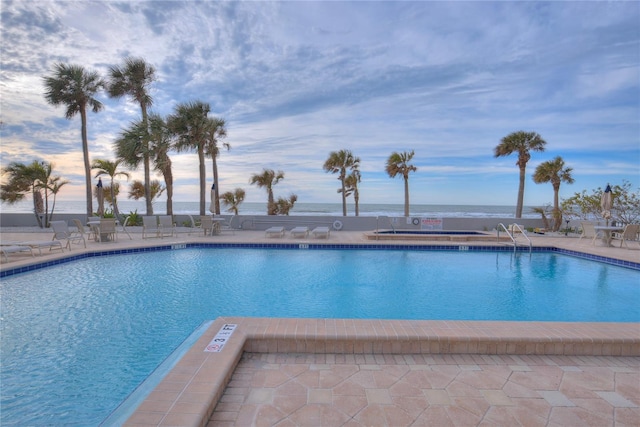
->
[123,317,640,426]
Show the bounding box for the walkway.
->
[212,352,638,426]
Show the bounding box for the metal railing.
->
[497,223,532,252]
[375,216,395,240]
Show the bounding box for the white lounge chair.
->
[72,219,93,242]
[200,216,216,236]
[265,226,285,238]
[158,215,176,238]
[578,222,600,245]
[119,216,133,240]
[142,216,160,239]
[312,226,331,239]
[97,218,118,242]
[19,240,64,255]
[50,220,86,250]
[184,214,198,235]
[290,226,309,238]
[1,245,34,261]
[216,215,237,235]
[611,224,640,249]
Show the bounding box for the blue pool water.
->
[378,230,486,235]
[1,247,638,425]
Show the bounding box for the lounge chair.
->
[142,216,160,239]
[290,226,309,238]
[98,218,118,242]
[158,215,176,238]
[311,226,331,239]
[86,216,101,241]
[19,240,64,255]
[611,224,640,249]
[50,220,86,250]
[216,215,237,235]
[265,226,285,238]
[72,219,92,241]
[1,245,34,261]
[578,222,600,245]
[119,216,133,240]
[185,214,198,235]
[507,224,524,234]
[200,216,215,236]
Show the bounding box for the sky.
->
[1,0,639,209]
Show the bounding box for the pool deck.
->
[1,227,638,426]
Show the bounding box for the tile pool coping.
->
[123,317,640,426]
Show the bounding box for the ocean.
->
[0,200,539,218]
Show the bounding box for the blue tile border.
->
[550,246,640,269]
[1,243,638,278]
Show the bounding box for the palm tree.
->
[204,117,229,215]
[494,131,547,218]
[128,179,165,202]
[114,120,149,207]
[0,161,67,227]
[147,114,174,215]
[107,57,156,215]
[220,188,246,215]
[167,101,210,215]
[386,150,417,217]
[114,115,175,215]
[533,156,574,231]
[99,183,120,207]
[45,175,70,225]
[531,206,551,231]
[38,162,70,227]
[250,169,285,215]
[91,159,130,221]
[274,194,298,215]
[43,63,104,216]
[323,150,360,216]
[343,169,362,216]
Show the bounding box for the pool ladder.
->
[497,223,532,253]
[375,216,395,240]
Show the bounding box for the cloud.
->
[1,0,638,208]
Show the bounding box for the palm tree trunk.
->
[33,189,43,228]
[141,106,153,215]
[164,167,173,216]
[341,175,347,217]
[143,154,152,215]
[198,147,206,215]
[267,189,275,215]
[354,189,360,216]
[43,190,50,228]
[552,186,561,231]
[110,181,121,221]
[403,176,410,217]
[212,156,220,215]
[50,193,58,223]
[80,108,93,217]
[516,165,526,219]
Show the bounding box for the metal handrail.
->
[497,223,532,252]
[376,216,395,240]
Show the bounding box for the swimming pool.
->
[377,230,487,235]
[1,246,638,425]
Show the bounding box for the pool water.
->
[378,230,486,235]
[1,248,638,425]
